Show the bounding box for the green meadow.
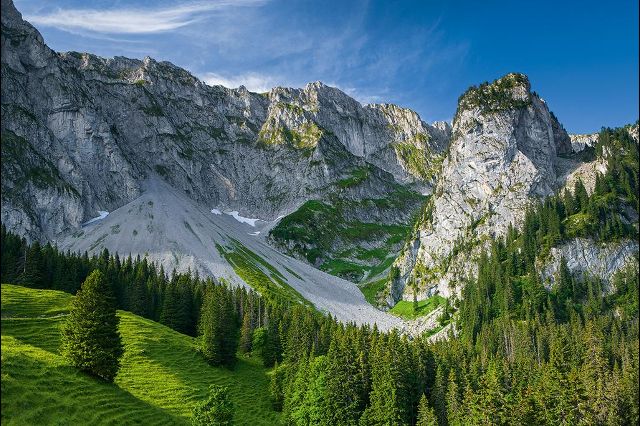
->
[1,283,281,425]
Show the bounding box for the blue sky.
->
[15,0,638,133]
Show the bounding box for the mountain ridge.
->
[1,0,637,329]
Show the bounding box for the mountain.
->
[388,75,638,305]
[1,0,445,243]
[0,0,444,289]
[1,0,637,329]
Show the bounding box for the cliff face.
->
[389,74,638,305]
[2,0,637,320]
[1,0,445,244]
[391,74,572,300]
[540,238,639,291]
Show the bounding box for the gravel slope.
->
[56,179,403,330]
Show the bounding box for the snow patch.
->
[210,208,222,215]
[226,211,260,227]
[83,210,109,226]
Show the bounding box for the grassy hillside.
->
[1,284,281,425]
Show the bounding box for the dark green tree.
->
[239,311,253,354]
[191,385,234,426]
[200,285,239,368]
[61,270,123,381]
[416,393,438,426]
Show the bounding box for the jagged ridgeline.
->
[1,0,445,318]
[1,0,638,329]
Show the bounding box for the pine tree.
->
[574,180,589,212]
[199,285,239,368]
[0,225,22,283]
[361,332,410,425]
[270,361,287,411]
[324,328,367,424]
[300,355,330,425]
[20,241,44,288]
[61,270,123,382]
[432,364,448,425]
[446,369,461,425]
[191,385,234,426]
[416,394,437,426]
[239,311,253,354]
[285,353,311,422]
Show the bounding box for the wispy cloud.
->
[200,71,288,93]
[25,1,266,34]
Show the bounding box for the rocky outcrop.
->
[541,238,639,291]
[569,133,598,153]
[260,84,450,192]
[1,0,447,244]
[557,156,607,195]
[391,73,573,301]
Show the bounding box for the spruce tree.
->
[191,385,234,426]
[416,394,437,426]
[239,311,253,354]
[20,241,43,288]
[61,270,123,382]
[270,361,287,411]
[200,285,239,368]
[446,369,461,425]
[299,355,330,425]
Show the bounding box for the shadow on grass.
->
[116,313,281,425]
[1,335,185,425]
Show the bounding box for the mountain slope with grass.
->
[1,283,280,425]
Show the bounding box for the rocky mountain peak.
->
[454,72,531,121]
[388,72,579,303]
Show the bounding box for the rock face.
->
[389,75,638,305]
[2,0,637,323]
[391,74,573,301]
[541,238,639,291]
[1,0,446,245]
[569,133,598,153]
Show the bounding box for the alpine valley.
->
[1,0,638,425]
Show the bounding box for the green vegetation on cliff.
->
[455,73,532,119]
[269,199,416,282]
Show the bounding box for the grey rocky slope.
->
[55,177,404,329]
[388,74,638,305]
[1,0,445,246]
[0,0,439,328]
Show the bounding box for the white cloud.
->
[25,1,266,34]
[200,72,286,93]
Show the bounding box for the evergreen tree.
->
[270,361,287,411]
[199,285,239,368]
[239,311,253,354]
[61,270,123,381]
[416,394,437,426]
[574,180,589,212]
[446,369,461,425]
[20,241,44,288]
[299,355,330,425]
[361,332,411,425]
[191,385,234,426]
[432,364,448,425]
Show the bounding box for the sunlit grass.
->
[389,294,445,320]
[1,284,281,425]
